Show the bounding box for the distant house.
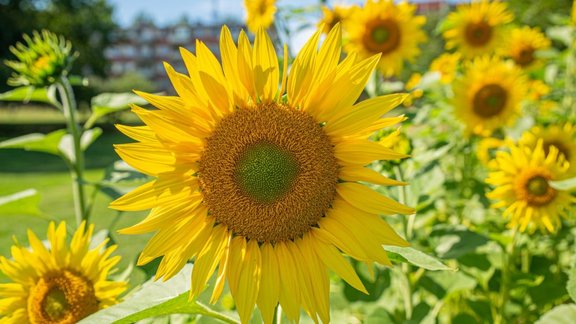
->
[105,16,245,92]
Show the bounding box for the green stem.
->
[495,229,517,324]
[57,77,87,226]
[563,34,576,118]
[393,164,414,320]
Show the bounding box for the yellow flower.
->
[527,79,550,101]
[111,25,413,324]
[378,128,411,159]
[318,5,357,35]
[520,124,576,177]
[429,52,461,84]
[452,56,527,136]
[344,0,427,77]
[476,137,509,167]
[244,0,276,33]
[4,30,77,87]
[486,141,576,233]
[0,221,126,323]
[507,26,551,69]
[572,0,576,25]
[442,0,513,58]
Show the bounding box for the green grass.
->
[0,131,151,284]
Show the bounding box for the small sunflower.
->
[111,25,413,323]
[5,30,77,87]
[486,141,576,233]
[429,52,461,84]
[442,0,513,58]
[318,5,357,35]
[0,221,126,323]
[506,26,551,69]
[520,124,576,177]
[452,56,527,136]
[344,0,427,77]
[244,0,276,34]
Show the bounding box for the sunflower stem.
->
[57,77,87,226]
[394,165,414,320]
[495,228,517,324]
[563,29,576,118]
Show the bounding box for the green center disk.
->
[235,142,299,204]
[527,176,549,196]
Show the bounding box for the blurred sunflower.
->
[318,5,357,35]
[244,0,276,33]
[520,124,576,177]
[429,52,461,84]
[453,56,527,136]
[486,141,575,233]
[443,0,513,58]
[4,30,77,87]
[527,79,550,101]
[111,25,413,324]
[345,0,427,77]
[507,26,551,69]
[0,221,125,323]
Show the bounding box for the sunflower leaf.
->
[384,246,454,271]
[0,129,67,156]
[0,85,57,105]
[535,304,576,324]
[79,264,239,324]
[0,189,41,216]
[85,92,148,128]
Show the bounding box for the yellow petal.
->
[191,225,230,298]
[253,28,279,103]
[325,94,407,136]
[340,166,407,186]
[257,243,280,324]
[334,139,409,165]
[234,240,261,324]
[275,241,301,322]
[309,228,368,294]
[337,182,415,215]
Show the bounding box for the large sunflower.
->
[443,0,513,58]
[0,221,125,323]
[344,0,427,77]
[506,26,551,69]
[486,141,575,233]
[111,25,413,323]
[244,0,276,34]
[520,123,576,177]
[452,56,527,136]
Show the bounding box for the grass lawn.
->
[0,131,151,284]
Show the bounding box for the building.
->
[105,16,245,91]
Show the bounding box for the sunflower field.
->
[1,0,576,323]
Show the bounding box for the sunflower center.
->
[199,104,339,243]
[516,170,557,206]
[28,269,99,324]
[34,55,52,70]
[473,84,508,118]
[363,19,401,55]
[465,20,493,47]
[235,142,299,204]
[544,141,570,160]
[516,47,535,67]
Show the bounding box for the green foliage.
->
[0,189,41,216]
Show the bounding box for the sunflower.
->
[0,221,126,323]
[486,140,575,233]
[318,5,357,35]
[429,52,461,84]
[111,25,413,324]
[452,56,527,136]
[520,124,576,177]
[244,0,276,34]
[442,0,513,58]
[344,0,427,77]
[506,26,551,69]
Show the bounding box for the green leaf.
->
[430,225,489,259]
[550,177,576,191]
[81,127,103,151]
[0,85,57,104]
[385,246,454,271]
[566,264,576,303]
[86,92,148,128]
[0,189,41,216]
[0,130,67,156]
[98,161,149,200]
[79,264,238,324]
[535,304,576,324]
